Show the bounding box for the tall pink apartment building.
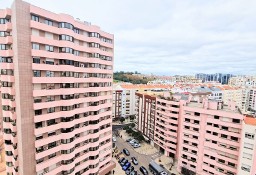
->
[0,0,114,174]
[136,92,256,175]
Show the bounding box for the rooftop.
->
[187,101,240,114]
[244,116,256,126]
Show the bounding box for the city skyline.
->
[1,0,256,75]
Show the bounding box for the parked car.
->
[131,141,139,146]
[121,159,128,166]
[119,157,125,164]
[129,139,137,144]
[130,170,137,175]
[112,136,117,142]
[122,162,131,171]
[140,166,148,175]
[130,166,135,172]
[133,143,141,148]
[123,148,130,156]
[126,138,132,142]
[125,169,131,174]
[131,157,138,165]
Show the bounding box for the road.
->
[115,136,154,175]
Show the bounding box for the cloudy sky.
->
[1,0,256,75]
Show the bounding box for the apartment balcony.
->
[0,62,14,69]
[0,74,15,83]
[33,87,112,98]
[0,49,13,57]
[202,164,222,175]
[203,157,237,174]
[206,118,242,130]
[0,22,12,31]
[183,128,200,137]
[0,35,12,44]
[204,141,239,156]
[182,135,199,144]
[207,125,240,138]
[184,114,201,121]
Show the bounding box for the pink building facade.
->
[0,0,115,174]
[136,92,252,175]
[179,98,243,175]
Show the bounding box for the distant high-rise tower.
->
[195,73,233,84]
[0,0,115,174]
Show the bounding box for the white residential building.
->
[237,116,256,175]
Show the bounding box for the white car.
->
[129,139,136,144]
[133,143,141,148]
[112,137,117,142]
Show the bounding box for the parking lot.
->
[114,136,154,175]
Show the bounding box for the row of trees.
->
[113,71,150,84]
[123,123,144,142]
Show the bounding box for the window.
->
[46,71,54,77]
[32,43,40,50]
[244,142,253,150]
[31,15,39,22]
[218,159,225,163]
[0,31,10,37]
[35,109,42,116]
[74,50,79,56]
[59,22,74,30]
[0,44,10,50]
[33,57,40,64]
[0,18,10,24]
[89,32,100,38]
[214,115,220,119]
[241,164,250,172]
[221,134,227,139]
[45,45,54,52]
[59,47,73,54]
[232,119,240,124]
[231,136,238,142]
[194,112,200,116]
[228,162,235,168]
[47,119,55,125]
[35,122,43,128]
[33,70,41,77]
[242,153,252,160]
[221,126,228,131]
[89,42,100,48]
[47,108,55,114]
[245,132,255,139]
[45,19,53,26]
[74,28,79,34]
[212,140,217,144]
[0,57,12,63]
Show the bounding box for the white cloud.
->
[1,0,256,75]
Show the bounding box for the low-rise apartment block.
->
[113,84,172,118]
[135,91,255,175]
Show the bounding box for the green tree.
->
[136,134,144,142]
[123,125,129,130]
[129,115,135,121]
[126,128,133,134]
[129,123,135,128]
[120,117,125,123]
